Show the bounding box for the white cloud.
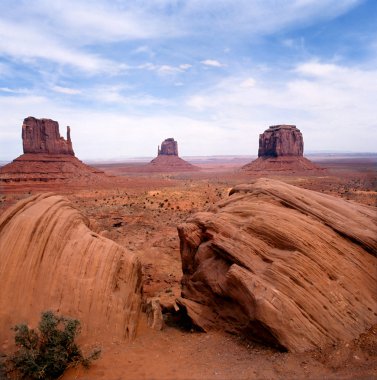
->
[179,64,192,70]
[185,60,377,152]
[131,45,155,57]
[138,62,192,75]
[0,0,363,76]
[21,0,173,43]
[52,86,81,95]
[240,78,256,88]
[295,61,339,77]
[0,20,120,73]
[87,85,170,106]
[158,65,182,75]
[0,87,19,93]
[201,59,226,68]
[181,0,362,34]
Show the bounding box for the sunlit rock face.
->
[178,178,377,352]
[22,116,74,155]
[242,125,319,171]
[0,194,143,347]
[258,125,303,157]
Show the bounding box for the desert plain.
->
[0,153,376,380]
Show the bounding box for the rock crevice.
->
[178,178,377,352]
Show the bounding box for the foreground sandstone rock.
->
[243,125,319,171]
[0,194,142,347]
[177,178,377,352]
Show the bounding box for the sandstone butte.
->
[0,193,142,348]
[0,117,106,184]
[22,116,74,155]
[242,125,320,171]
[177,178,377,353]
[144,138,199,172]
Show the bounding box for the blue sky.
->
[0,0,376,160]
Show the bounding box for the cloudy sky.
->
[0,0,376,160]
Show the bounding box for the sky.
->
[0,0,376,161]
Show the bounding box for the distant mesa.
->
[158,137,178,156]
[0,116,107,185]
[242,125,320,171]
[144,138,199,172]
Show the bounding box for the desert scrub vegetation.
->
[2,311,100,379]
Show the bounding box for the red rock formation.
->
[0,193,142,348]
[243,125,319,171]
[0,117,109,186]
[0,154,105,184]
[142,138,199,172]
[177,178,377,352]
[22,117,74,155]
[146,155,199,172]
[258,125,303,157]
[158,138,178,156]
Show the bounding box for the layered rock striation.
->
[258,125,303,157]
[22,117,74,155]
[177,178,377,352]
[243,125,319,171]
[0,117,107,185]
[0,194,142,347]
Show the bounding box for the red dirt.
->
[0,156,376,379]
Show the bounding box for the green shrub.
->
[5,311,100,379]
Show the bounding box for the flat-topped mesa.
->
[242,124,320,171]
[158,138,178,156]
[258,124,303,157]
[22,116,74,155]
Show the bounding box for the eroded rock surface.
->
[243,125,319,171]
[258,125,303,157]
[22,116,74,155]
[158,138,178,156]
[0,117,108,185]
[177,178,377,352]
[0,194,142,347]
[0,154,105,184]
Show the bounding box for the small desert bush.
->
[4,311,100,379]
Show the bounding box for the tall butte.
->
[144,137,199,171]
[242,124,320,171]
[0,116,105,186]
[22,117,74,155]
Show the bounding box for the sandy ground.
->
[1,156,376,379]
